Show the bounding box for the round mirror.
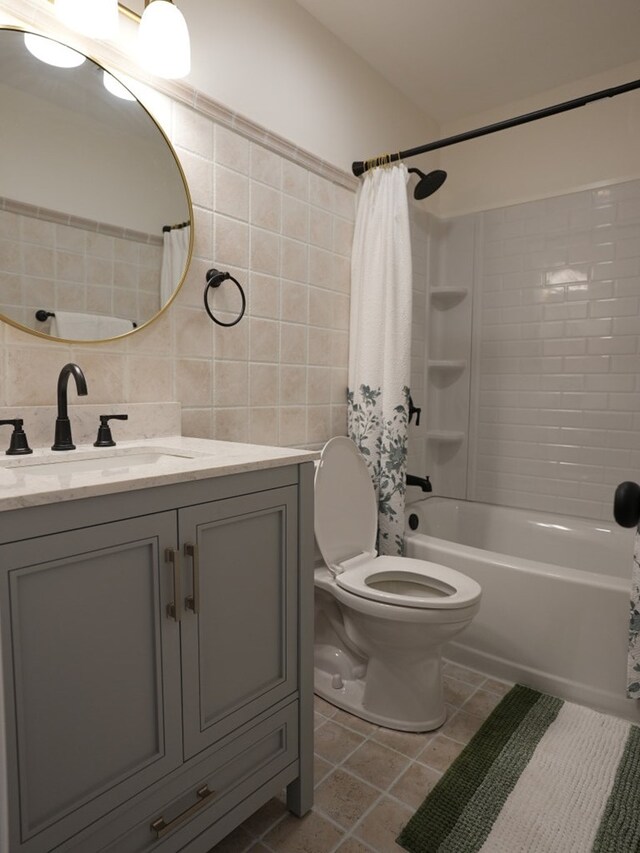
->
[0,26,193,342]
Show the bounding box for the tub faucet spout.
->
[52,363,88,451]
[407,474,432,492]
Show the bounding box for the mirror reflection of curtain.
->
[161,223,190,305]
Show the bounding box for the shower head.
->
[408,167,447,200]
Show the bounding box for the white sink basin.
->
[2,447,206,477]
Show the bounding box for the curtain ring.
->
[203,268,246,327]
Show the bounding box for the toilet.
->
[314,436,481,731]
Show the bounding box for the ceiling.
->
[294,0,640,123]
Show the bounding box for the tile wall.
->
[469,179,640,520]
[0,95,355,450]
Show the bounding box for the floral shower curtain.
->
[347,163,412,556]
[628,532,640,697]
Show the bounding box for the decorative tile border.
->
[1,196,163,245]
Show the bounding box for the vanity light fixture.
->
[138,0,191,80]
[23,32,86,67]
[54,0,119,40]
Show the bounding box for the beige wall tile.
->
[214,407,249,442]
[251,182,281,233]
[215,126,250,174]
[282,195,309,242]
[215,166,249,221]
[282,160,309,201]
[249,407,278,445]
[280,365,307,405]
[250,318,279,362]
[310,206,333,250]
[251,228,280,276]
[251,144,282,189]
[215,360,248,406]
[249,363,278,406]
[215,215,249,268]
[173,103,213,160]
[126,355,173,403]
[307,367,332,405]
[248,272,280,320]
[175,358,212,407]
[280,323,307,364]
[281,280,308,324]
[181,407,213,439]
[279,406,307,446]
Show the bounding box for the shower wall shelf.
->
[428,360,467,371]
[426,431,465,443]
[430,287,469,308]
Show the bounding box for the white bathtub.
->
[405,496,640,722]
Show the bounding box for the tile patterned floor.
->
[208,662,513,853]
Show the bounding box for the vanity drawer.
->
[87,700,299,853]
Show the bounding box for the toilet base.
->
[314,667,447,732]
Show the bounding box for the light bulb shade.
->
[103,70,136,101]
[54,0,119,40]
[139,0,191,79]
[24,33,86,68]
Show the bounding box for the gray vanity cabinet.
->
[0,463,313,853]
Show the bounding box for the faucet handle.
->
[94,414,128,448]
[0,419,33,455]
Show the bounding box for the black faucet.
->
[406,474,432,492]
[52,363,88,451]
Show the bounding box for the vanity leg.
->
[287,462,315,816]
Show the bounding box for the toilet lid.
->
[336,555,482,609]
[314,436,377,569]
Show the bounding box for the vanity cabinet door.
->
[179,486,298,759]
[0,513,183,853]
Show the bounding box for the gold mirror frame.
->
[0,25,193,345]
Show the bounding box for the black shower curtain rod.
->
[352,78,640,177]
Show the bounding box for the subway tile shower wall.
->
[469,180,640,521]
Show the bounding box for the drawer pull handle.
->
[150,784,215,838]
[165,547,182,622]
[184,542,200,614]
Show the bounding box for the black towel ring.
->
[203,268,246,327]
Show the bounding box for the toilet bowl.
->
[314,436,481,731]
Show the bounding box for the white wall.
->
[437,60,640,218]
[170,0,439,174]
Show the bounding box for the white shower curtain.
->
[160,224,190,306]
[348,163,412,556]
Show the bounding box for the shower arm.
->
[352,77,640,177]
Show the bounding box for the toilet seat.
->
[335,554,481,609]
[314,437,481,610]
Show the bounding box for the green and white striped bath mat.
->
[397,685,640,853]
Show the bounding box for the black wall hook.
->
[204,268,246,327]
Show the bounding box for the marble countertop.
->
[0,436,318,512]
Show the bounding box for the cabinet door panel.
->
[0,513,182,853]
[180,487,298,758]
